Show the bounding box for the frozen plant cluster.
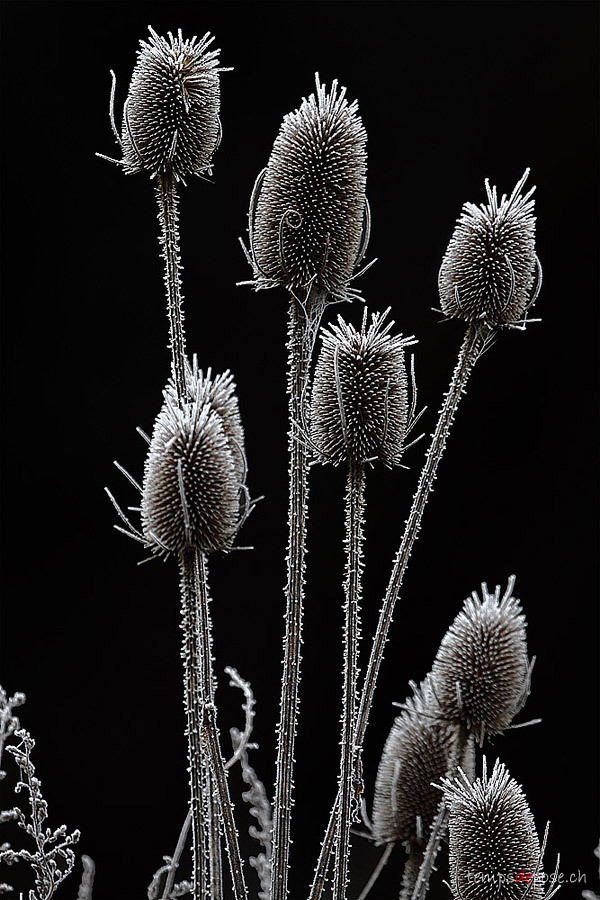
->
[4,21,592,900]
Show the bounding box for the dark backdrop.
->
[1,2,598,898]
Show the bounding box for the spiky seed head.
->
[120,27,224,180]
[249,73,368,299]
[430,578,531,743]
[443,759,545,899]
[438,170,540,325]
[141,370,244,557]
[310,309,414,467]
[372,678,475,849]
[182,359,246,487]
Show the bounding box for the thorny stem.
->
[179,548,247,900]
[206,766,223,900]
[333,462,365,900]
[179,548,209,900]
[271,290,325,900]
[410,725,469,900]
[158,166,231,897]
[157,171,187,401]
[309,322,492,900]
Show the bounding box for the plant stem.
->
[179,548,247,900]
[309,321,492,900]
[410,725,469,900]
[271,290,324,900]
[333,461,365,900]
[158,169,232,897]
[157,170,187,400]
[161,811,191,900]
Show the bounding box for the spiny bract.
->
[310,309,414,467]
[430,577,531,744]
[141,369,245,557]
[249,74,368,300]
[438,170,540,325]
[372,678,475,849]
[443,759,547,900]
[119,27,224,180]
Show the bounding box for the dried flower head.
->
[115,27,225,180]
[430,577,531,744]
[248,74,368,300]
[443,759,550,900]
[141,369,245,557]
[372,678,475,849]
[310,309,415,467]
[438,170,541,325]
[182,358,246,487]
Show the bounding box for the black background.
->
[1,2,598,898]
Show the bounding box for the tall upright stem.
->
[159,166,228,898]
[179,549,209,899]
[271,291,324,900]
[333,462,365,900]
[309,322,492,900]
[180,548,247,900]
[157,170,187,400]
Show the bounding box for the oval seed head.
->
[438,170,540,325]
[310,309,414,467]
[443,759,545,899]
[372,678,475,849]
[249,74,368,300]
[120,27,224,180]
[430,578,531,744]
[141,372,244,558]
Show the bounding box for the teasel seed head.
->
[443,758,547,899]
[310,309,415,467]
[141,368,246,558]
[118,27,225,181]
[438,170,542,326]
[430,577,532,744]
[181,357,247,488]
[248,74,369,300]
[371,678,475,850]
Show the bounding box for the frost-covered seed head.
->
[249,74,368,299]
[430,578,530,742]
[438,170,539,325]
[120,27,224,180]
[372,679,475,849]
[310,309,414,467]
[443,759,545,899]
[142,370,244,557]
[181,359,246,487]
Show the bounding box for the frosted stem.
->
[333,462,365,900]
[271,290,324,900]
[410,725,469,900]
[157,171,187,401]
[179,549,247,900]
[309,322,492,900]
[179,548,209,899]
